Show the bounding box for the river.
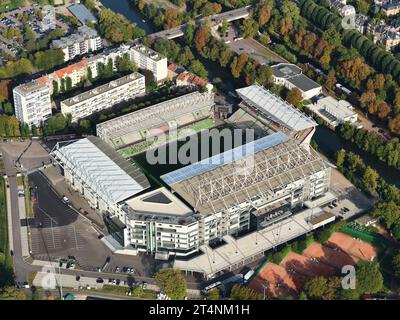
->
[100,0,400,188]
[99,0,155,34]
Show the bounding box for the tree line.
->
[339,123,400,170]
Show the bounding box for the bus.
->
[202,281,223,294]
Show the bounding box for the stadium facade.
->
[51,85,337,277]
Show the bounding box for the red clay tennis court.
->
[303,242,359,269]
[280,252,337,278]
[250,262,305,298]
[327,232,378,261]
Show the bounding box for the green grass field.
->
[0,0,22,13]
[0,176,13,287]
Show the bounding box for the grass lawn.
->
[24,176,34,218]
[16,175,23,187]
[0,0,22,13]
[245,38,286,63]
[0,176,14,287]
[100,284,157,299]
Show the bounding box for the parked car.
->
[62,196,69,204]
[96,278,104,283]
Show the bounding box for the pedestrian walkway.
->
[5,181,14,252]
[17,187,30,257]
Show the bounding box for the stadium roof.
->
[96,92,214,146]
[68,4,97,24]
[161,133,328,214]
[236,84,317,132]
[51,136,150,204]
[161,131,289,185]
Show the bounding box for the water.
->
[313,126,400,187]
[99,0,155,34]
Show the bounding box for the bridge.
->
[148,5,253,40]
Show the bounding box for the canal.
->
[101,0,400,188]
[99,0,155,34]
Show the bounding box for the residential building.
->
[129,44,168,82]
[271,63,322,100]
[381,1,400,16]
[60,72,145,122]
[36,59,89,95]
[176,71,214,93]
[51,26,103,62]
[13,81,52,127]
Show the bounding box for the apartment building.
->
[60,72,145,122]
[130,44,168,82]
[51,25,103,62]
[13,81,52,127]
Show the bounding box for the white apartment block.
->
[13,81,52,127]
[130,44,168,82]
[60,72,145,122]
[51,26,103,62]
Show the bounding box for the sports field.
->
[250,232,380,298]
[326,232,378,261]
[303,242,358,268]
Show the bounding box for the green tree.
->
[355,261,383,294]
[188,60,208,78]
[66,77,72,92]
[229,284,264,300]
[207,288,220,300]
[240,18,259,38]
[392,253,400,280]
[336,149,346,168]
[154,268,187,300]
[285,88,303,108]
[362,166,379,192]
[52,80,59,97]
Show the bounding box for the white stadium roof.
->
[51,136,150,204]
[236,84,317,132]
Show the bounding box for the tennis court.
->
[250,262,305,298]
[281,252,337,278]
[327,232,378,261]
[303,242,359,269]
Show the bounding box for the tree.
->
[325,70,336,89]
[163,8,180,29]
[286,88,303,108]
[336,149,346,168]
[230,284,264,300]
[66,77,72,92]
[355,261,383,294]
[52,80,59,97]
[392,253,400,280]
[207,288,220,300]
[362,166,379,192]
[240,18,259,38]
[371,201,400,229]
[304,276,341,300]
[304,276,328,299]
[189,60,208,78]
[0,287,27,300]
[230,53,249,78]
[155,268,186,300]
[194,26,209,53]
[257,4,272,27]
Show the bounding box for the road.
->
[148,6,252,40]
[0,141,202,299]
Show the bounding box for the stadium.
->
[51,85,338,278]
[96,92,216,157]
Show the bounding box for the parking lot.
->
[27,170,167,281]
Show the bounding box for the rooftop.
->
[272,63,321,92]
[61,72,144,107]
[51,136,150,204]
[174,207,333,276]
[14,81,49,95]
[96,91,214,144]
[317,96,356,118]
[68,3,98,24]
[161,133,328,214]
[131,44,165,62]
[51,26,99,49]
[236,84,317,132]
